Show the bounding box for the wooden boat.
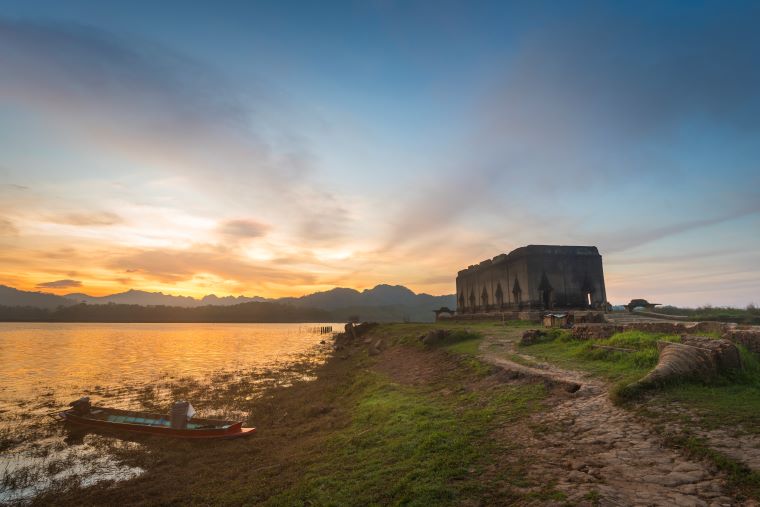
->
[54,405,256,440]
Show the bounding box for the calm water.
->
[0,322,338,502]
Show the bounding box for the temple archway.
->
[581,274,594,308]
[512,279,522,308]
[538,271,554,309]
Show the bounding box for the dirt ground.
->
[479,330,757,507]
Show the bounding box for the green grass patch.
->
[519,330,680,384]
[439,330,483,354]
[384,322,503,348]
[521,327,760,434]
[267,368,547,505]
[500,319,538,328]
[652,346,760,432]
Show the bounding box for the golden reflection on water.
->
[0,322,336,401]
[0,322,338,502]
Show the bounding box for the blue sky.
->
[0,1,758,305]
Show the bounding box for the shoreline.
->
[19,321,760,505]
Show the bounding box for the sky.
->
[0,1,759,306]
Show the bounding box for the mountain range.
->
[0,284,455,322]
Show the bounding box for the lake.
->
[0,322,339,502]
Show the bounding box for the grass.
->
[520,327,760,436]
[653,346,760,432]
[519,329,680,385]
[267,369,546,506]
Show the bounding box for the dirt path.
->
[479,333,741,507]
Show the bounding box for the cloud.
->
[0,17,311,195]
[109,247,318,286]
[594,193,760,253]
[49,211,123,226]
[0,218,18,236]
[218,219,269,239]
[0,183,29,192]
[37,279,82,289]
[474,4,760,183]
[297,194,352,244]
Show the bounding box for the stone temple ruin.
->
[456,245,607,315]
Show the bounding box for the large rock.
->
[520,329,546,345]
[722,328,760,355]
[634,336,742,388]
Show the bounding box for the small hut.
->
[543,312,570,328]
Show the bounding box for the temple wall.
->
[456,245,606,314]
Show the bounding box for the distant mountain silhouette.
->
[279,284,453,311]
[64,289,266,307]
[0,285,76,309]
[0,283,455,322]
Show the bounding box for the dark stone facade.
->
[456,245,607,313]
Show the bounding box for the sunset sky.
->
[1,1,759,305]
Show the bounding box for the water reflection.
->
[0,322,337,502]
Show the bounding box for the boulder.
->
[721,328,760,355]
[519,329,545,345]
[681,335,742,371]
[634,336,742,388]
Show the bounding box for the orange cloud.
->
[36,279,82,289]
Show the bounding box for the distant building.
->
[456,245,607,313]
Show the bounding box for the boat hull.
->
[58,407,256,440]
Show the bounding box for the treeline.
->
[0,302,334,323]
[656,305,760,325]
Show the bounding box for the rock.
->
[632,337,742,389]
[721,328,760,355]
[368,346,380,356]
[421,329,451,345]
[673,462,702,473]
[669,493,707,507]
[572,324,620,340]
[681,335,742,371]
[520,329,545,345]
[567,470,592,483]
[666,471,704,486]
